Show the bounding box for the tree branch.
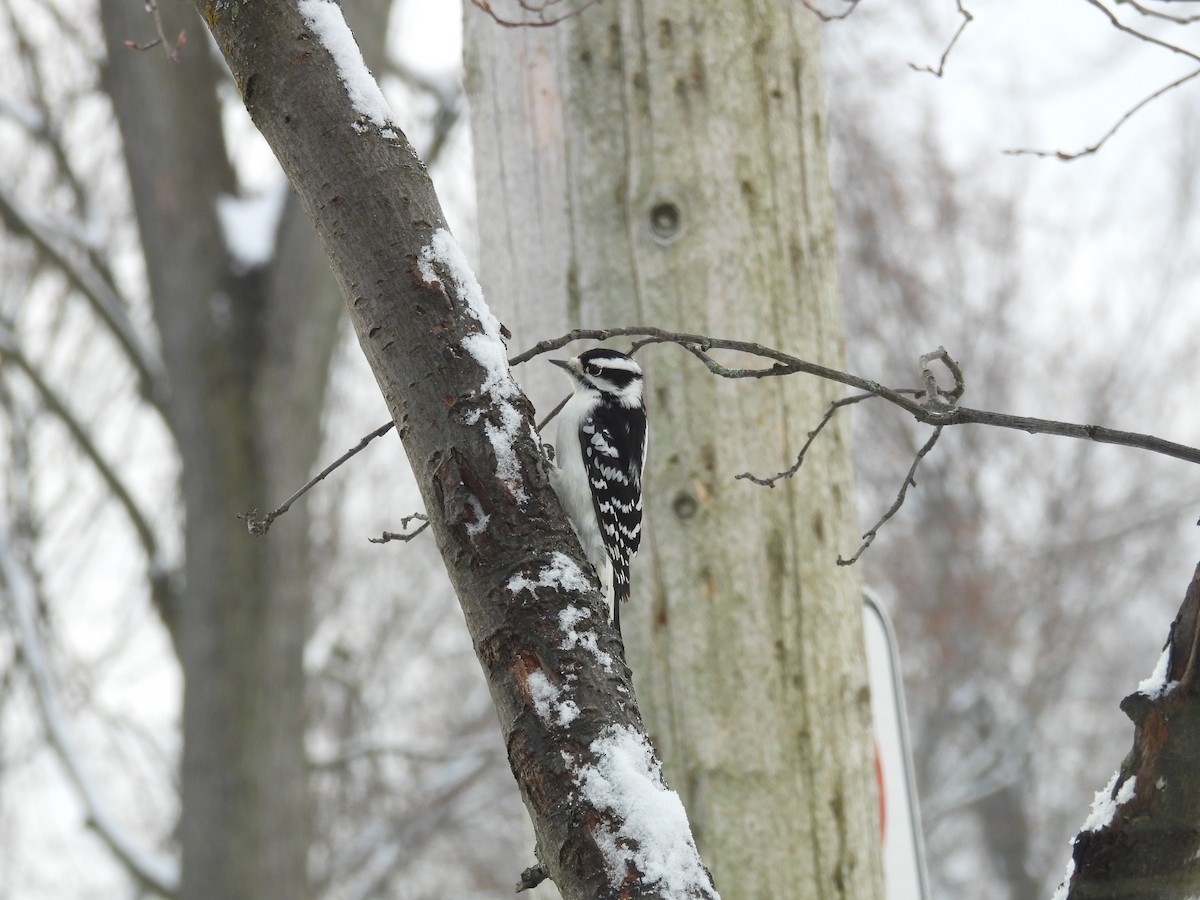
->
[0,187,170,405]
[838,426,945,567]
[1005,67,1200,161]
[0,326,170,618]
[0,529,179,897]
[735,392,878,487]
[369,513,430,544]
[241,420,395,535]
[910,0,974,77]
[466,0,603,28]
[798,0,860,22]
[515,327,1200,467]
[1005,0,1200,161]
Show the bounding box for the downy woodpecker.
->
[549,349,647,637]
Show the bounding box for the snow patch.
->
[1051,855,1074,900]
[527,670,580,727]
[575,726,715,898]
[509,553,591,597]
[1082,773,1135,833]
[297,0,396,131]
[216,184,288,269]
[559,605,614,673]
[1138,646,1176,699]
[418,228,527,500]
[463,495,490,536]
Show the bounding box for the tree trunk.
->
[465,3,883,897]
[1060,562,1200,899]
[98,1,348,896]
[190,2,718,897]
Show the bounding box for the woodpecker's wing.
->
[580,403,646,606]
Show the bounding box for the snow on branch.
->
[417,227,531,503]
[0,528,179,896]
[298,0,399,135]
[574,725,716,898]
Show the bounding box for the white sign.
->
[864,593,930,900]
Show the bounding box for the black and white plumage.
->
[549,349,647,637]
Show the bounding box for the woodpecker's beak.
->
[549,358,571,371]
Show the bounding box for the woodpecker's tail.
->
[612,566,630,639]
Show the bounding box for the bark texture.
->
[465,2,882,897]
[1062,561,1200,899]
[191,2,717,898]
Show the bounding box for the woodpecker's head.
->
[551,348,644,408]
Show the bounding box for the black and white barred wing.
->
[580,407,646,606]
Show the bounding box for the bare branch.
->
[369,513,430,545]
[240,421,396,535]
[1114,0,1200,24]
[838,426,945,566]
[1005,67,1200,161]
[466,0,603,28]
[123,0,185,62]
[736,393,877,487]
[910,0,974,77]
[517,327,1200,468]
[919,344,965,405]
[799,0,861,22]
[0,187,169,405]
[1002,0,1200,160]
[1080,0,1200,64]
[0,528,179,896]
[0,327,165,583]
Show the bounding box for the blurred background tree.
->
[1,1,1199,898]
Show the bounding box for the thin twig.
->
[369,513,430,544]
[1114,0,1200,24]
[1005,67,1200,161]
[799,0,860,22]
[123,0,185,62]
[910,0,974,77]
[240,421,396,535]
[467,0,603,28]
[919,345,966,406]
[537,394,569,433]
[1080,0,1200,64]
[736,393,877,487]
[838,426,945,567]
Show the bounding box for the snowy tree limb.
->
[1056,563,1200,897]
[192,3,718,897]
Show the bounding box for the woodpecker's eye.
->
[586,364,602,377]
